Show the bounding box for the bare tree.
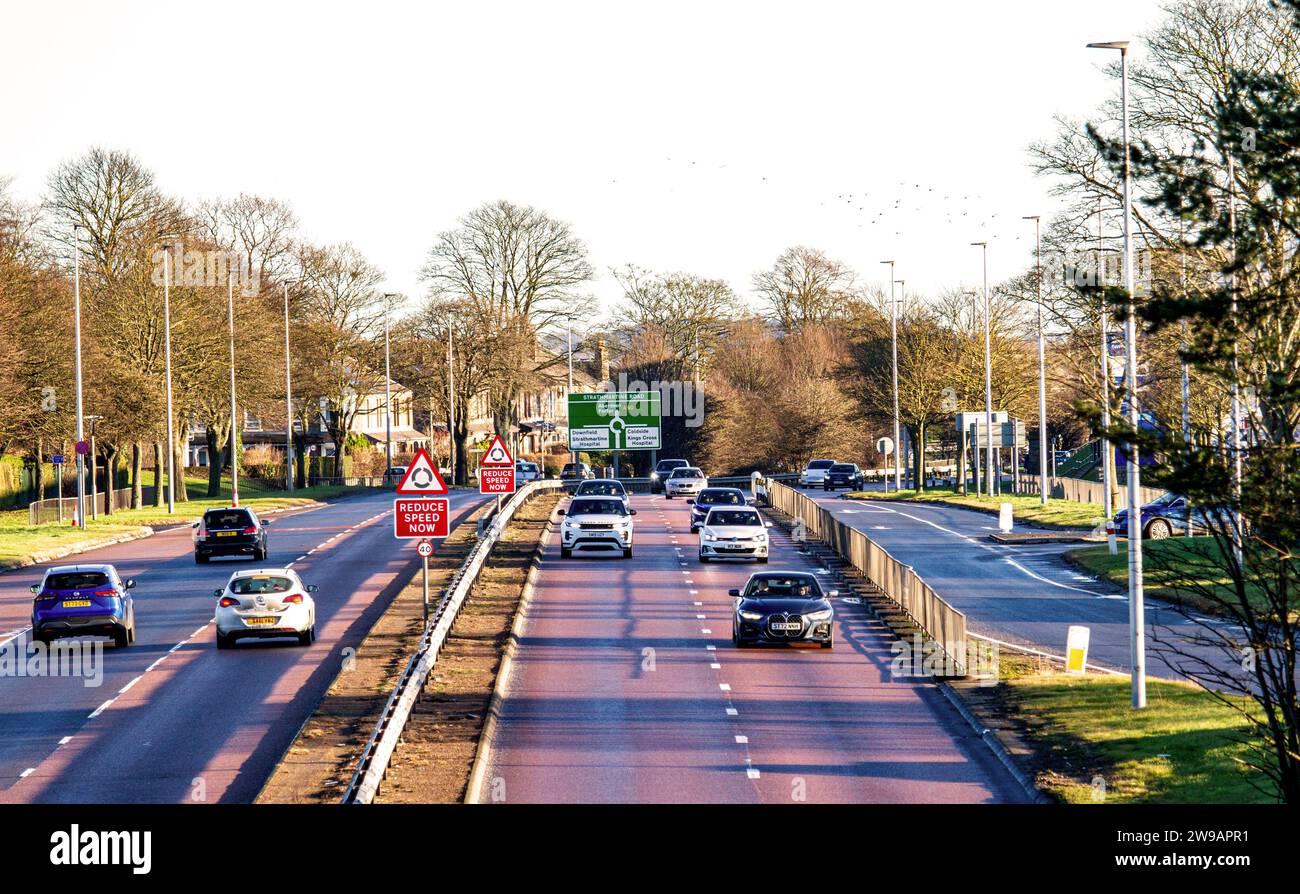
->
[752,246,859,332]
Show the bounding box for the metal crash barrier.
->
[765,479,968,675]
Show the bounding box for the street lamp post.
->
[1097,198,1115,521]
[448,312,455,485]
[567,326,576,467]
[1025,215,1049,505]
[283,281,295,492]
[879,260,900,492]
[73,225,87,528]
[895,278,908,485]
[1089,38,1145,709]
[971,242,994,497]
[383,293,397,484]
[226,271,240,508]
[162,243,177,514]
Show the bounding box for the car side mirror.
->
[214,589,225,598]
[191,522,200,529]
[728,588,741,598]
[828,590,839,598]
[765,522,773,528]
[686,498,695,505]
[125,579,136,589]
[261,519,271,526]
[556,509,566,516]
[307,585,318,593]
[629,509,637,516]
[29,584,40,594]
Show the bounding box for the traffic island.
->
[843,486,1102,533]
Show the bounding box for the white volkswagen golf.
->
[698,507,772,563]
[214,568,318,649]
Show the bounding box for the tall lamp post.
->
[382,293,398,483]
[161,241,177,514]
[895,278,908,484]
[879,260,900,492]
[1089,38,1145,709]
[226,271,240,508]
[1024,215,1049,505]
[448,312,455,485]
[971,242,994,497]
[73,225,87,528]
[283,280,295,492]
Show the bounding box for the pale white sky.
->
[1,0,1166,319]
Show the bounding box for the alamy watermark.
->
[151,243,260,297]
[596,373,704,428]
[0,635,103,687]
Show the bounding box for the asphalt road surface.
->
[0,488,485,804]
[801,487,1241,684]
[475,493,1025,804]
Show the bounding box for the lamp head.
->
[1087,40,1129,51]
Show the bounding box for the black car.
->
[823,463,864,491]
[193,507,271,563]
[731,572,835,649]
[688,487,747,531]
[650,458,689,493]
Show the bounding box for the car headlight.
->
[701,531,715,541]
[739,611,763,621]
[650,472,659,480]
[806,608,833,622]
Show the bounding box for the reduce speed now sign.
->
[394,498,450,539]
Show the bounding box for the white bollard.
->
[1066,625,1091,674]
[998,502,1013,533]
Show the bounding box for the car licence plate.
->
[243,616,277,626]
[61,599,91,608]
[771,622,801,631]
[216,531,238,537]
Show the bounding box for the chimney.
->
[594,335,610,384]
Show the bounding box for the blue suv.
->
[30,563,136,647]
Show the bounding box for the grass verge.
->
[843,485,1104,530]
[951,652,1272,803]
[0,475,366,570]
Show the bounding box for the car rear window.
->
[707,510,761,526]
[578,482,625,496]
[831,464,855,473]
[808,460,835,470]
[657,460,688,472]
[569,498,627,516]
[230,576,293,594]
[45,571,110,590]
[206,510,254,530]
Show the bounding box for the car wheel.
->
[216,631,232,650]
[623,546,633,559]
[665,494,672,500]
[820,639,834,650]
[112,626,130,648]
[32,631,51,646]
[1147,519,1171,540]
[757,556,768,564]
[298,626,314,646]
[127,617,136,644]
[699,554,710,563]
[560,546,572,558]
[195,553,209,564]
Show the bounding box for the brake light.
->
[218,596,240,608]
[93,589,117,597]
[282,593,303,604]
[242,526,257,534]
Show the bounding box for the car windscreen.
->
[230,576,293,595]
[205,510,253,530]
[697,489,743,505]
[578,482,625,496]
[808,460,835,470]
[745,576,822,599]
[671,468,703,478]
[707,510,761,526]
[45,571,110,591]
[569,499,627,516]
[656,461,687,472]
[830,464,856,473]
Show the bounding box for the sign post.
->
[417,539,434,622]
[394,447,451,623]
[479,434,516,508]
[52,454,65,523]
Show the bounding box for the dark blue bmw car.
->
[29,563,136,647]
[730,572,836,649]
[1113,493,1228,539]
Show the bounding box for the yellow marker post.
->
[1066,625,1090,674]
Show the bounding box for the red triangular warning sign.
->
[481,434,514,467]
[395,447,449,494]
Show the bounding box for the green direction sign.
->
[567,391,661,450]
